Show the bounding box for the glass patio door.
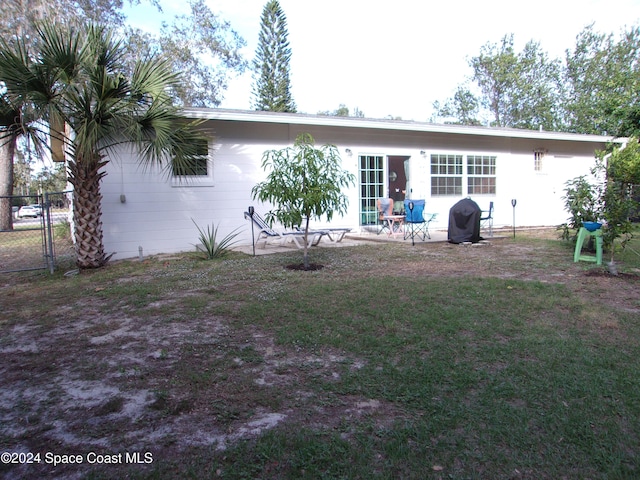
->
[358,155,385,226]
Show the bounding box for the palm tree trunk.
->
[67,157,109,269]
[0,131,16,231]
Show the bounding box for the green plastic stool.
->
[573,227,603,265]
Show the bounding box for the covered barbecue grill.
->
[448,198,482,244]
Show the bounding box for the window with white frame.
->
[430,153,497,196]
[467,155,496,195]
[430,154,463,196]
[171,138,213,186]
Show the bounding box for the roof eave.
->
[184,108,620,144]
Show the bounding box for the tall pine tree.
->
[252,0,296,112]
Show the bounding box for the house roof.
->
[184,108,620,145]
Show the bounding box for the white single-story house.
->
[99,108,616,260]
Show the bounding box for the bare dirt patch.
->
[0,304,401,478]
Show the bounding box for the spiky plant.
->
[192,219,242,259]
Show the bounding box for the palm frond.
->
[36,22,85,84]
[131,56,180,101]
[0,36,35,98]
[85,24,127,73]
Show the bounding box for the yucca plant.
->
[192,219,243,259]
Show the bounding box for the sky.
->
[125,0,640,122]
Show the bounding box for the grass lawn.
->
[1,229,639,479]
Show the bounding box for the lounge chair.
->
[244,210,324,249]
[322,228,352,243]
[295,226,352,243]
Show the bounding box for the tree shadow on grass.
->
[285,263,324,271]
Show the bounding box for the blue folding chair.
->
[403,199,436,245]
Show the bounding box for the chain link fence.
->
[0,192,75,274]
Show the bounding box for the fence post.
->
[44,193,55,274]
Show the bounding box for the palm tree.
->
[0,34,52,231]
[0,23,205,268]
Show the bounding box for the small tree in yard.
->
[251,133,355,270]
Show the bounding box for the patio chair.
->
[244,210,324,249]
[480,201,494,237]
[376,197,393,235]
[403,199,436,244]
[377,197,402,236]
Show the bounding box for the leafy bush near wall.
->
[561,175,602,238]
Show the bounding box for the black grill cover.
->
[448,198,482,244]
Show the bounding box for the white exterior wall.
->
[98,111,612,260]
[334,133,602,231]
[413,149,590,230]
[101,141,275,260]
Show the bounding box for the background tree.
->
[1,0,246,108]
[617,102,640,138]
[434,35,563,129]
[0,33,54,230]
[434,25,640,135]
[32,164,68,195]
[125,0,247,107]
[0,104,17,229]
[433,85,483,125]
[0,22,206,268]
[12,149,32,197]
[601,139,640,264]
[0,0,135,40]
[9,150,65,199]
[252,0,296,112]
[469,35,564,129]
[317,104,365,117]
[252,133,355,270]
[564,24,640,136]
